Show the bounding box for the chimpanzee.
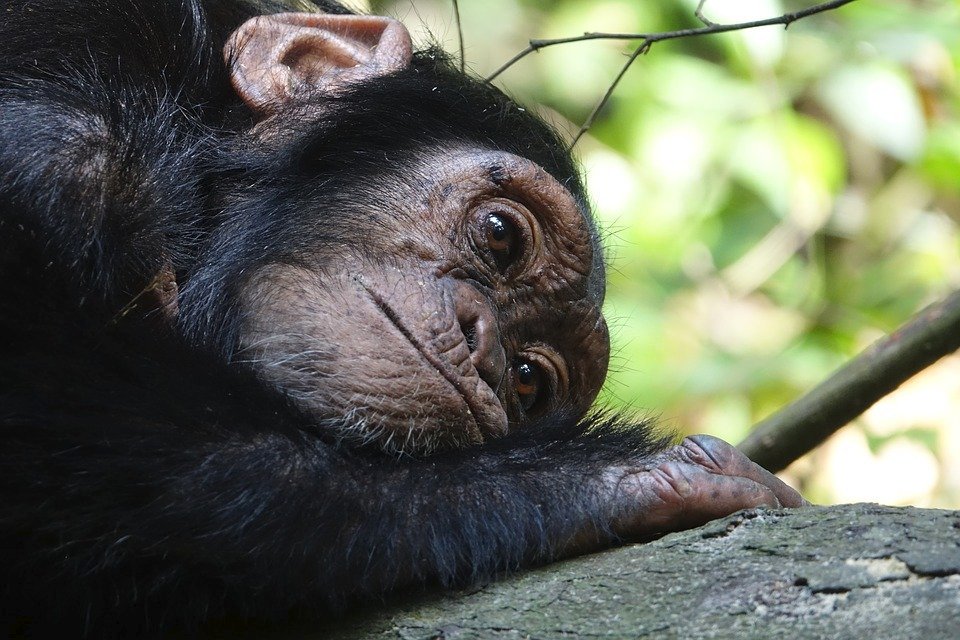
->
[0,0,804,636]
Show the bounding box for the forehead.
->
[289,49,609,342]
[301,51,601,265]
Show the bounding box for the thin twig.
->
[695,0,717,27]
[452,0,465,74]
[569,43,648,149]
[487,0,856,82]
[738,289,960,473]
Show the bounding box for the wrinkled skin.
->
[238,149,609,452]
[609,435,807,537]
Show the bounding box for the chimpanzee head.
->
[177,11,609,454]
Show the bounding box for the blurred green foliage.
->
[374,0,960,506]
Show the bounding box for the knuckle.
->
[649,462,695,505]
[682,433,742,472]
[679,436,721,471]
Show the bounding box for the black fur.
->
[0,0,664,635]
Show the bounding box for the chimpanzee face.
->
[236,147,609,452]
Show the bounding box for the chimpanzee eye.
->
[513,359,545,413]
[484,212,520,270]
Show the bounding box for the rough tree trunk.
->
[313,504,960,639]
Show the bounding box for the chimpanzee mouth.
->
[358,283,507,440]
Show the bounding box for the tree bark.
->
[307,504,960,639]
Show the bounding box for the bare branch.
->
[695,0,717,28]
[738,289,960,473]
[487,0,856,82]
[568,43,649,149]
[452,0,465,74]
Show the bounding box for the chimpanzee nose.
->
[452,280,507,393]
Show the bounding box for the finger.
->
[682,434,808,508]
[620,460,781,535]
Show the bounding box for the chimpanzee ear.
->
[226,13,414,115]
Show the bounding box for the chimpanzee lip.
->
[358,282,507,440]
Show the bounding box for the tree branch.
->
[452,0,465,74]
[487,0,857,82]
[739,289,960,473]
[569,42,649,148]
[695,0,718,28]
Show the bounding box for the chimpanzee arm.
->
[1,416,796,635]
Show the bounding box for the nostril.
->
[462,321,478,353]
[450,280,506,392]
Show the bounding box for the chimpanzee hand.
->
[605,434,807,540]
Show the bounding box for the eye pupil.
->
[473,209,525,273]
[485,212,516,259]
[489,216,508,241]
[513,360,542,412]
[517,362,535,385]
